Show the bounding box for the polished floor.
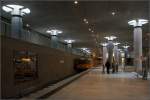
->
[47,67,150,100]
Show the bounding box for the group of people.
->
[103,58,119,74]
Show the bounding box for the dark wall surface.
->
[1,36,80,98]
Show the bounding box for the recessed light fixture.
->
[83,18,87,22]
[128,19,148,27]
[74,1,78,4]
[113,42,120,46]
[83,18,89,24]
[2,4,30,16]
[111,12,116,16]
[81,48,91,54]
[81,48,88,51]
[104,36,117,41]
[85,21,88,24]
[100,43,108,47]
[86,50,91,54]
[64,39,75,44]
[46,29,62,36]
[88,28,91,31]
[26,24,30,27]
[123,45,130,49]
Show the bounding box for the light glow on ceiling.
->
[74,1,78,4]
[113,42,120,46]
[100,43,108,47]
[2,6,13,12]
[83,18,87,22]
[104,36,117,41]
[85,21,89,24]
[2,4,30,15]
[128,19,148,27]
[46,29,62,36]
[26,24,30,27]
[83,18,88,24]
[81,48,91,54]
[111,12,116,16]
[123,45,130,49]
[7,4,24,9]
[64,39,75,44]
[88,28,91,31]
[21,8,30,14]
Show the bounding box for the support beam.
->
[128,19,148,75]
[106,41,114,67]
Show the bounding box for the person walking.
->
[105,61,110,74]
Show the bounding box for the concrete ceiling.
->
[1,0,150,50]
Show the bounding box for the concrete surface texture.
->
[47,68,150,100]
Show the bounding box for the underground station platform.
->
[1,0,150,99]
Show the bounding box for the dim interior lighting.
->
[128,19,148,27]
[123,45,130,49]
[74,1,78,4]
[86,50,91,54]
[85,21,89,24]
[111,12,116,16]
[89,28,91,31]
[81,48,88,51]
[83,18,89,24]
[2,4,30,15]
[81,48,91,54]
[100,43,107,47]
[83,18,87,22]
[64,39,75,44]
[46,29,62,36]
[21,58,31,62]
[113,42,120,46]
[26,24,30,27]
[104,36,117,41]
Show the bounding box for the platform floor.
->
[47,67,150,100]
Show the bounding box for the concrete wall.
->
[1,36,80,98]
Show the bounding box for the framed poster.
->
[13,50,38,84]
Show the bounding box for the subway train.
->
[74,58,92,72]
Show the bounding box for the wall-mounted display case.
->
[13,50,38,84]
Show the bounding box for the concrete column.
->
[118,51,121,65]
[65,40,74,52]
[51,36,58,48]
[11,15,23,38]
[120,51,125,71]
[106,41,114,67]
[114,46,119,63]
[128,19,148,74]
[102,46,108,65]
[134,27,142,73]
[67,43,72,48]
[9,5,23,38]
[2,5,30,39]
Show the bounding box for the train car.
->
[74,58,92,72]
